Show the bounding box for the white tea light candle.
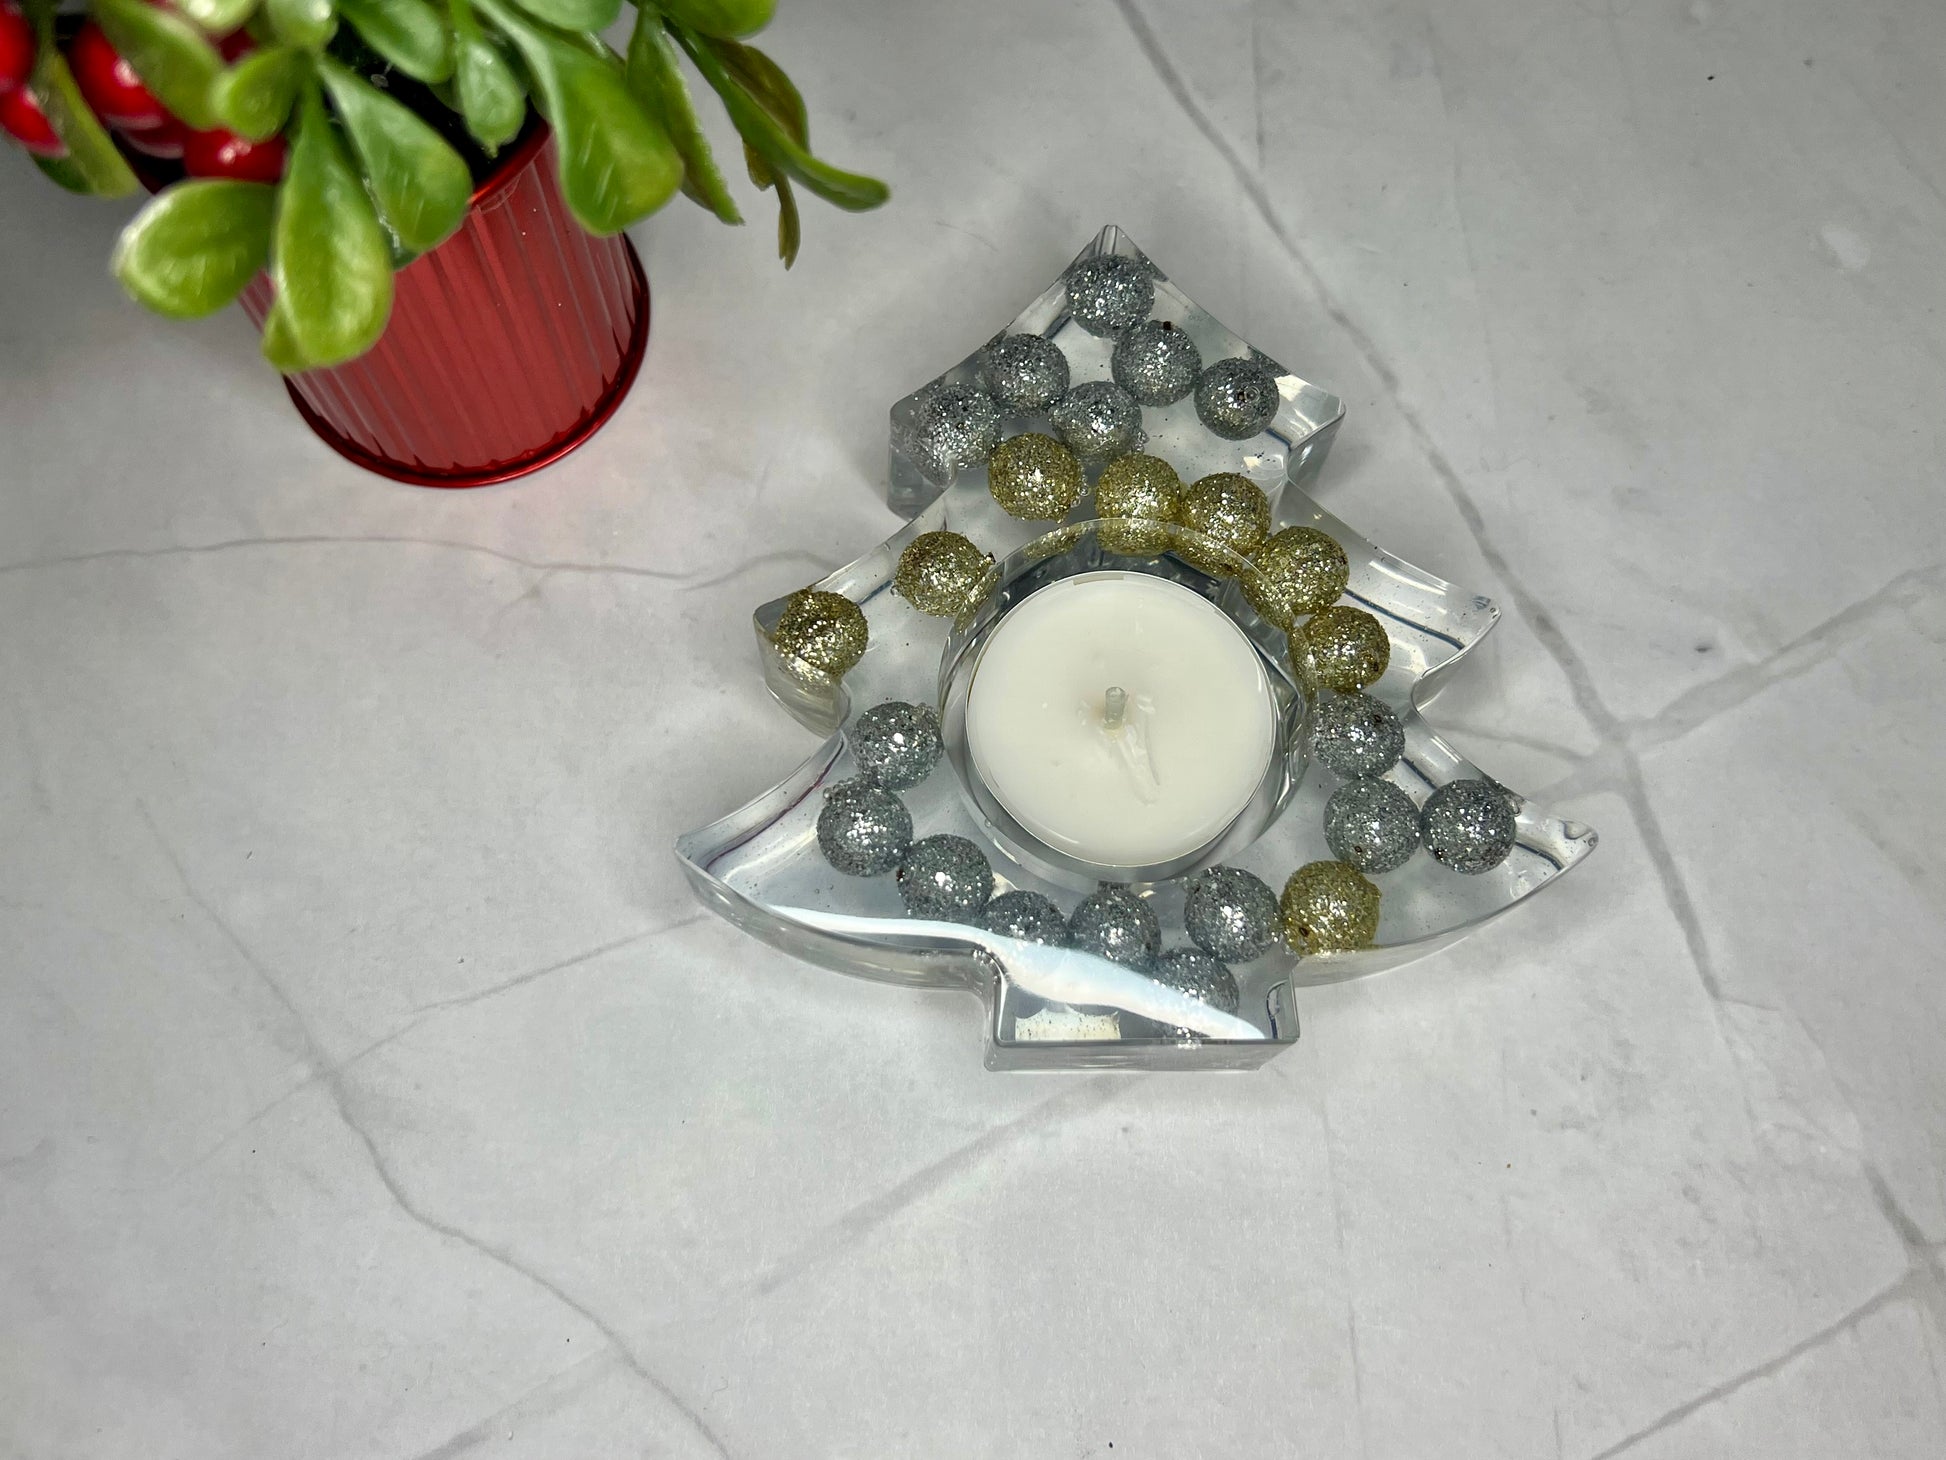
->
[965,572,1278,869]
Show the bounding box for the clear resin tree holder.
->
[676,227,1597,1070]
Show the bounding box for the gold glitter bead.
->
[770,589,869,679]
[987,432,1084,521]
[895,531,994,617]
[1178,472,1271,574]
[1292,605,1390,692]
[1279,860,1381,955]
[1242,526,1350,632]
[1093,452,1182,555]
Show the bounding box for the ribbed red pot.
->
[238,125,650,488]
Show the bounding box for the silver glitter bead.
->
[1152,947,1241,1035]
[915,381,1003,474]
[1309,692,1405,779]
[1068,886,1161,969]
[1194,356,1281,439]
[1183,865,1280,963]
[897,834,994,921]
[979,333,1070,412]
[848,701,943,791]
[1421,779,1518,875]
[981,889,1069,946]
[1154,948,1239,1007]
[816,781,912,877]
[1324,776,1420,874]
[1050,380,1143,460]
[1064,254,1155,337]
[1111,319,1202,405]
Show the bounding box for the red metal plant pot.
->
[237,124,650,488]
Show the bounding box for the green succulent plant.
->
[17,0,887,372]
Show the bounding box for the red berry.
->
[0,83,62,157]
[120,116,186,159]
[182,126,286,182]
[0,3,34,98]
[69,20,167,128]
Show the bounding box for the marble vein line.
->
[1105,19,1946,1416]
[405,916,706,1016]
[163,1024,412,1192]
[1249,5,1265,173]
[137,806,737,1460]
[1422,15,1507,462]
[1842,68,1946,222]
[0,534,843,600]
[1868,1166,1946,1338]
[332,1093,737,1460]
[1416,717,1588,765]
[1316,1089,1373,1460]
[1498,1182,1562,1460]
[1535,559,1946,809]
[164,916,705,1189]
[1623,560,1946,757]
[0,534,692,582]
[743,1074,1145,1303]
[679,548,839,594]
[1582,1157,1946,1460]
[406,1350,620,1460]
[1107,0,1726,1010]
[1583,1271,1919,1460]
[932,219,1002,255]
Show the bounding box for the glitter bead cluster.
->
[895,531,993,618]
[783,236,1547,1014]
[1183,865,1280,963]
[898,835,995,920]
[1280,860,1382,955]
[1195,355,1281,439]
[1050,380,1144,460]
[1244,526,1349,633]
[1068,886,1162,969]
[770,589,869,679]
[1308,692,1404,778]
[988,432,1084,520]
[979,332,1070,411]
[1149,948,1242,1037]
[817,781,913,877]
[847,701,944,790]
[1063,254,1155,336]
[981,889,1069,945]
[1094,453,1183,555]
[1323,777,1421,874]
[1421,779,1518,874]
[913,382,1002,478]
[1178,471,1271,573]
[1112,319,1202,404]
[1293,605,1391,693]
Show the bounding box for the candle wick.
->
[1103,686,1128,730]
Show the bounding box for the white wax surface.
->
[965,572,1278,868]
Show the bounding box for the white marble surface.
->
[5,0,1946,1454]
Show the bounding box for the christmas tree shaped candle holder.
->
[676,226,1597,1070]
